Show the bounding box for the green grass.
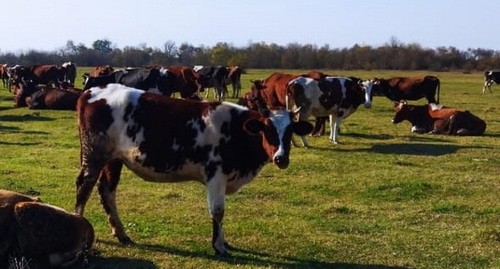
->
[0,69,499,269]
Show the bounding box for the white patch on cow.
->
[159,67,169,76]
[361,80,374,108]
[88,84,147,160]
[62,61,72,68]
[268,110,291,160]
[148,87,161,94]
[429,103,443,111]
[193,65,203,72]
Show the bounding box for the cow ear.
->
[293,121,313,136]
[243,118,266,135]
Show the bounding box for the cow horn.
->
[293,107,302,114]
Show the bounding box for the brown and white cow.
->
[75,84,313,256]
[372,75,440,104]
[0,189,94,268]
[161,66,202,99]
[392,102,486,135]
[10,64,65,87]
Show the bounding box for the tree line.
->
[1,38,500,71]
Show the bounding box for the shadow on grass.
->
[371,143,464,156]
[95,240,410,269]
[344,132,394,140]
[0,114,54,122]
[89,255,157,269]
[0,125,50,136]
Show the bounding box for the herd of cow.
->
[0,63,493,267]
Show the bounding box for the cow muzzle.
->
[273,155,289,169]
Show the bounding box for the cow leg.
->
[97,160,132,244]
[75,165,103,216]
[206,174,228,256]
[329,115,341,144]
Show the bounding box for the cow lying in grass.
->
[392,102,486,136]
[0,189,94,268]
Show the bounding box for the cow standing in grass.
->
[75,84,313,256]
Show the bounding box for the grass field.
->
[0,69,499,269]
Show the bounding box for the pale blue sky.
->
[2,0,498,53]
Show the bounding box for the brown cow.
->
[225,66,242,98]
[0,64,9,89]
[10,65,65,87]
[0,189,94,268]
[372,76,440,104]
[392,102,486,136]
[81,65,115,82]
[161,66,202,99]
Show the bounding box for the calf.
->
[0,189,94,268]
[483,70,500,93]
[75,84,313,256]
[372,76,440,104]
[392,102,486,136]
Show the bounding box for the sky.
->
[2,0,499,53]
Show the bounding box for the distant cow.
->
[0,189,94,268]
[225,66,242,98]
[89,65,114,77]
[160,66,202,99]
[286,76,374,145]
[392,102,486,136]
[26,86,82,110]
[483,70,500,93]
[60,61,77,85]
[372,76,440,104]
[75,84,313,256]
[82,68,187,97]
[194,65,229,101]
[10,64,65,87]
[0,64,9,89]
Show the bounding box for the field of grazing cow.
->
[0,68,498,268]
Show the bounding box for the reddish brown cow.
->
[392,102,486,135]
[14,81,81,110]
[10,65,65,87]
[0,189,94,268]
[372,76,440,104]
[86,65,115,78]
[162,66,202,99]
[0,64,9,89]
[225,66,242,98]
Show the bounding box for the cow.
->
[89,65,115,77]
[9,64,65,88]
[75,84,313,256]
[483,70,500,93]
[26,86,82,110]
[372,76,440,104]
[225,66,242,98]
[0,189,94,268]
[194,65,229,101]
[60,61,77,85]
[286,76,374,145]
[0,64,9,89]
[392,102,486,136]
[82,67,196,98]
[159,66,202,99]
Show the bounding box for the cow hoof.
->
[118,236,134,245]
[215,250,232,258]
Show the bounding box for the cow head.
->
[392,101,411,123]
[244,109,313,169]
[371,78,387,96]
[359,79,374,108]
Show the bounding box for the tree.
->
[92,39,113,53]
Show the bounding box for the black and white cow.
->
[194,65,229,101]
[483,70,500,93]
[286,76,373,145]
[75,84,313,256]
[82,68,186,97]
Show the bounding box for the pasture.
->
[0,69,499,269]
